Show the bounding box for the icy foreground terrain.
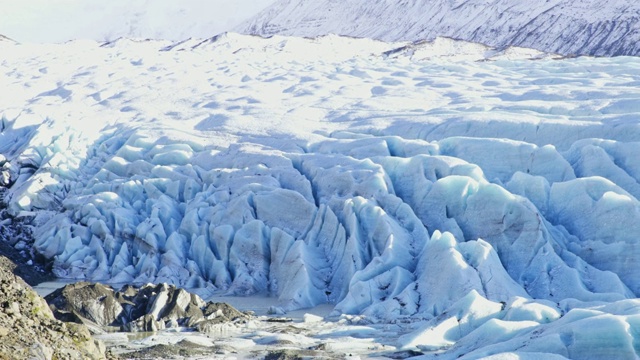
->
[2,34,640,358]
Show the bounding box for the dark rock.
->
[46,282,123,327]
[124,313,164,333]
[201,302,248,323]
[264,349,307,360]
[0,218,52,286]
[386,349,425,359]
[45,282,251,333]
[0,255,105,359]
[269,324,305,334]
[265,317,294,323]
[154,285,206,323]
[121,339,214,359]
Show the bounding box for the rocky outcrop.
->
[0,35,15,44]
[0,222,52,286]
[46,282,251,333]
[0,256,105,360]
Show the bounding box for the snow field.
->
[3,34,640,358]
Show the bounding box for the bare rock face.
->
[45,282,251,333]
[0,256,105,360]
[0,34,15,43]
[196,302,252,334]
[45,282,123,330]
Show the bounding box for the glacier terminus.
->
[1,32,640,358]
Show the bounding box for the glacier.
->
[2,33,640,358]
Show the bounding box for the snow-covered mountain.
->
[238,0,640,56]
[3,34,640,357]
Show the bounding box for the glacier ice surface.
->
[2,34,640,358]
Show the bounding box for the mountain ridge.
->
[237,0,640,56]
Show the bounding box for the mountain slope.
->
[237,0,640,56]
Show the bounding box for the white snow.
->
[0,0,276,43]
[3,33,640,358]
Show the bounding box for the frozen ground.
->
[3,34,640,358]
[95,296,397,359]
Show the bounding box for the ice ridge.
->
[2,34,640,358]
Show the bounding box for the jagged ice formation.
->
[2,34,640,358]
